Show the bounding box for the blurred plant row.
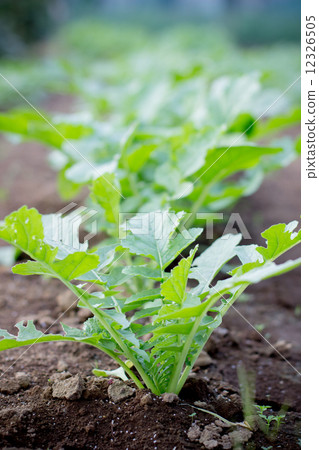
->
[0,21,300,232]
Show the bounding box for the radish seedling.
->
[0,207,300,395]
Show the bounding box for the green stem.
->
[183,403,252,430]
[176,284,248,393]
[63,280,160,394]
[121,148,139,196]
[169,294,221,394]
[167,315,202,393]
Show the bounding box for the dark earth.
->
[0,96,300,449]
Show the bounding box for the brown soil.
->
[0,106,300,449]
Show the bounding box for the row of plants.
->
[0,23,300,224]
[0,21,301,397]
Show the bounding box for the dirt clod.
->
[140,392,153,406]
[199,423,223,449]
[49,372,72,384]
[0,379,20,394]
[194,400,208,408]
[200,437,219,449]
[56,360,68,372]
[161,392,179,403]
[83,376,110,399]
[229,427,253,445]
[15,371,30,389]
[220,434,232,449]
[51,373,84,400]
[187,424,201,441]
[180,377,209,402]
[42,386,52,399]
[107,379,135,403]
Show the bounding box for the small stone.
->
[161,392,179,403]
[57,360,68,372]
[140,392,153,406]
[187,424,201,441]
[108,380,135,403]
[15,371,30,389]
[52,374,84,400]
[195,350,214,367]
[0,379,20,394]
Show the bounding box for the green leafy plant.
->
[0,207,300,395]
[255,404,286,436]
